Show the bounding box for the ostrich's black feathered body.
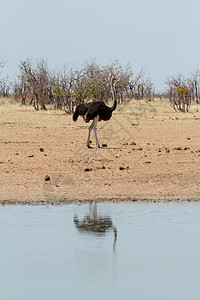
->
[73,101,113,123]
[72,103,89,121]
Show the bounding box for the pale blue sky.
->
[1,0,200,91]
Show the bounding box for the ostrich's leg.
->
[87,119,95,148]
[93,116,100,148]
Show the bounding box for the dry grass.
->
[0,96,199,121]
[0,97,15,106]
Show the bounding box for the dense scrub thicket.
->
[10,59,154,111]
[2,54,200,113]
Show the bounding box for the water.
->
[0,202,200,300]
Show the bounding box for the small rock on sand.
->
[44,175,51,181]
[119,166,129,170]
[84,168,93,172]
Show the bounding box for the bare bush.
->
[165,72,200,112]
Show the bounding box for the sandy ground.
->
[0,98,200,204]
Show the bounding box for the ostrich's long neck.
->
[110,80,117,112]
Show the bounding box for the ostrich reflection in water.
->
[73,203,117,251]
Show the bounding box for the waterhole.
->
[0,202,200,300]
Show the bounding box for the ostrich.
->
[72,77,116,148]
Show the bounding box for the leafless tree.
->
[0,76,10,97]
[0,53,10,97]
[190,70,200,104]
[17,59,52,110]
